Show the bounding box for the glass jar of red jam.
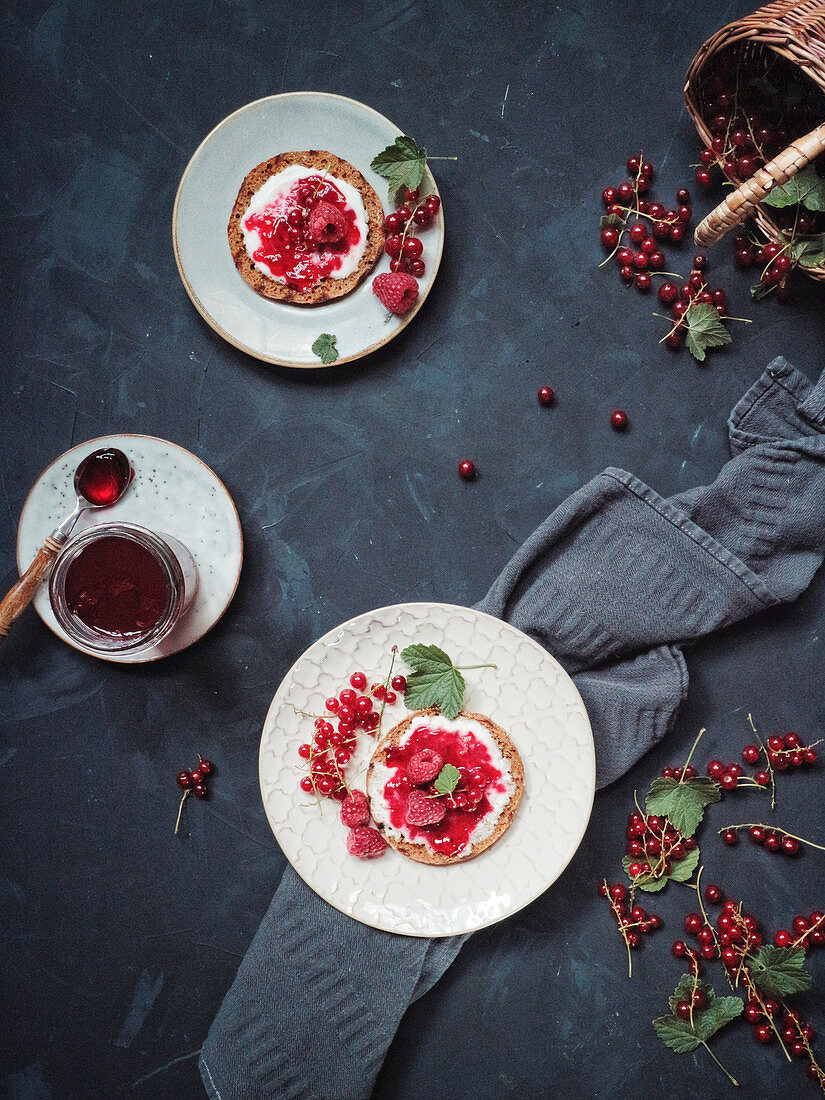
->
[48,522,198,654]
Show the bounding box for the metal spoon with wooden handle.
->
[0,448,133,640]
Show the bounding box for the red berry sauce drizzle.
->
[75,448,132,506]
[244,175,362,292]
[383,723,506,857]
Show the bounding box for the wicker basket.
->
[685,0,825,283]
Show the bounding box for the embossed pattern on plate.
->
[259,603,595,937]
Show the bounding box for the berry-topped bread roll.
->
[366,709,524,865]
[228,150,385,305]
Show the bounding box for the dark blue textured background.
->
[1,1,824,1097]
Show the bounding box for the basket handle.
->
[694,122,825,248]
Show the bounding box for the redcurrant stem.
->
[174,789,189,835]
[701,1041,740,1087]
[747,714,776,810]
[376,646,399,739]
[717,824,825,851]
[681,728,705,780]
[455,662,498,671]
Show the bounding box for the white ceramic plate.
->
[173,92,444,368]
[259,603,595,937]
[17,435,243,663]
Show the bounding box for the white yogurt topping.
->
[241,164,368,282]
[369,715,515,852]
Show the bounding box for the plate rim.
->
[171,91,444,369]
[16,433,243,664]
[258,600,596,937]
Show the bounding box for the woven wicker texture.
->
[685,0,825,281]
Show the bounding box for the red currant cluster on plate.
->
[297,670,406,800]
[599,880,662,953]
[383,187,440,278]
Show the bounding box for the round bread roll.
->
[227,150,385,305]
[366,708,524,865]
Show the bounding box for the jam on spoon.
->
[0,446,133,640]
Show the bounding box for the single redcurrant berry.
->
[601,228,619,249]
[764,831,781,852]
[707,760,725,779]
[754,770,770,787]
[350,672,367,690]
[177,771,193,790]
[610,884,628,903]
[385,234,403,258]
[458,459,476,481]
[635,272,652,292]
[193,782,208,800]
[720,772,737,791]
[384,690,397,705]
[640,161,654,178]
[676,1001,692,1020]
[722,829,738,845]
[658,281,678,304]
[190,769,203,786]
[742,744,760,764]
[537,385,555,406]
[705,884,723,904]
[298,743,312,760]
[767,735,784,751]
[618,182,634,202]
[610,409,629,432]
[749,825,766,844]
[671,940,687,957]
[408,258,426,277]
[402,236,423,260]
[793,915,810,935]
[425,194,441,213]
[803,748,817,765]
[300,776,314,793]
[782,835,800,856]
[754,1023,772,1043]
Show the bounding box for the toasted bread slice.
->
[227,150,385,305]
[367,709,524,865]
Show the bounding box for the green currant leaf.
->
[656,979,742,1053]
[668,846,701,883]
[600,213,623,230]
[370,136,427,205]
[761,165,825,212]
[645,776,721,838]
[685,303,732,363]
[746,945,812,997]
[750,279,775,301]
[311,333,338,365]
[433,763,461,795]
[653,1015,701,1054]
[401,644,466,720]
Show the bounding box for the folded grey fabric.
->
[201,356,825,1100]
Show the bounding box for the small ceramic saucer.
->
[16,435,243,663]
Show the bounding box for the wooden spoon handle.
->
[0,535,63,640]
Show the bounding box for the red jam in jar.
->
[383,723,508,857]
[64,535,168,638]
[49,523,197,654]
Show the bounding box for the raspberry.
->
[372,272,419,315]
[340,789,370,828]
[407,748,443,784]
[405,788,446,827]
[307,200,346,244]
[346,825,387,859]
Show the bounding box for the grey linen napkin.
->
[201,357,825,1100]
